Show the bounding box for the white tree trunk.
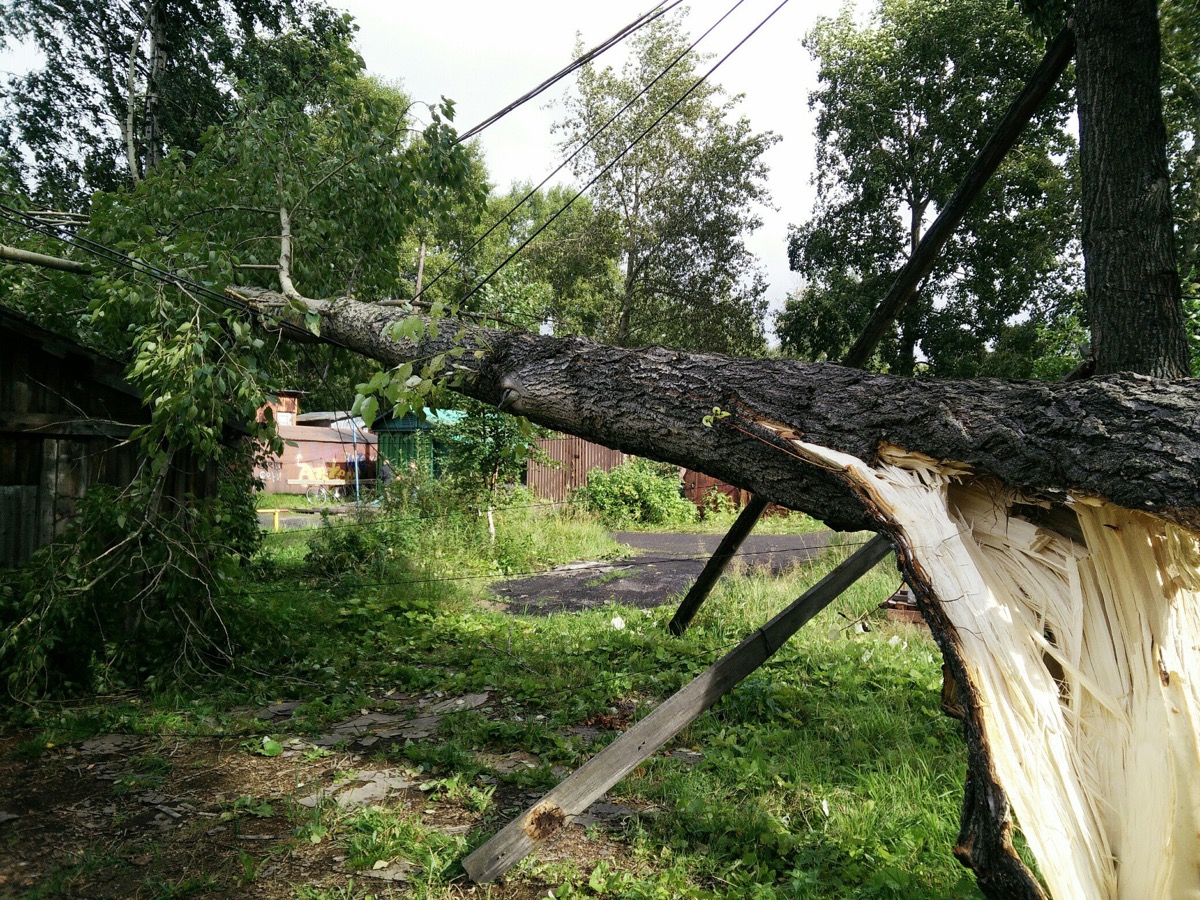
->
[781,432,1200,899]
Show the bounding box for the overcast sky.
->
[332,0,863,323]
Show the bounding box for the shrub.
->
[0,452,263,700]
[572,458,697,528]
[697,486,739,523]
[305,511,390,580]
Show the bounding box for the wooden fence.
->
[526,437,626,502]
[681,469,753,508]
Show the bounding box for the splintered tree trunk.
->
[762,435,1200,899]
[236,288,1200,898]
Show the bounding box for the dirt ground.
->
[0,695,658,899]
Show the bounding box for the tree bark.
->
[234,286,1200,529]
[1075,0,1191,377]
[236,287,1200,898]
[142,1,166,173]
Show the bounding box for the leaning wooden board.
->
[462,534,894,882]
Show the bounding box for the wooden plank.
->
[36,438,58,547]
[462,534,894,883]
[0,485,37,566]
[0,410,134,438]
[668,494,770,635]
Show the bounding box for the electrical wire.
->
[0,0,790,389]
[408,0,754,310]
[454,0,791,311]
[45,616,815,741]
[0,0,787,340]
[41,536,892,741]
[0,202,349,350]
[259,499,572,533]
[237,536,871,598]
[455,0,685,142]
[256,496,812,536]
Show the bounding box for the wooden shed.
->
[372,408,464,481]
[0,308,221,567]
[255,421,377,497]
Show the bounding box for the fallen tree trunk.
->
[236,287,1200,899]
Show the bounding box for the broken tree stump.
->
[462,534,893,883]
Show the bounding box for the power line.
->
[455,1,686,142]
[259,499,572,534]
[43,644,685,740]
[407,0,753,312]
[454,0,791,311]
[0,202,350,351]
[257,497,815,537]
[0,0,789,353]
[238,536,868,598]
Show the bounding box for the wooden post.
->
[668,494,770,635]
[462,534,893,884]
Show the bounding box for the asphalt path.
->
[256,509,840,616]
[493,530,837,615]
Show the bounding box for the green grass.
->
[619,507,828,535]
[5,505,982,899]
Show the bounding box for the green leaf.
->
[359,395,379,427]
[304,311,321,337]
[260,737,283,758]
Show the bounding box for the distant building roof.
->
[277,423,376,445]
[372,408,467,433]
[295,410,353,426]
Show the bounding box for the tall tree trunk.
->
[142,1,166,173]
[617,243,637,345]
[236,286,1200,899]
[1075,0,1191,376]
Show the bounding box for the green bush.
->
[697,486,739,524]
[0,454,263,700]
[304,511,390,580]
[573,458,697,528]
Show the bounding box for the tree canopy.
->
[0,2,482,690]
[0,0,345,207]
[554,12,777,354]
[779,0,1080,377]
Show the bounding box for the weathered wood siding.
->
[255,424,377,494]
[526,436,627,502]
[0,308,221,566]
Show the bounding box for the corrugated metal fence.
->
[527,437,626,502]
